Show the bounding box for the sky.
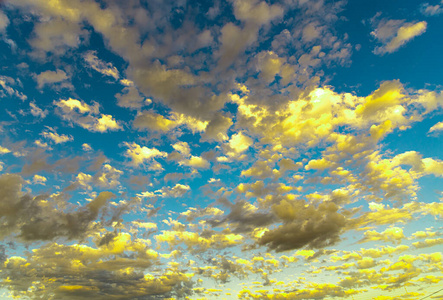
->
[0,0,442,299]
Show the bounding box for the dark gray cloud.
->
[0,173,115,241]
[258,201,347,252]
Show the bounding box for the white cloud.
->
[429,121,443,134]
[372,19,427,55]
[124,142,167,167]
[54,98,122,133]
[41,127,73,144]
[84,51,119,80]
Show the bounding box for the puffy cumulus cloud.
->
[133,110,208,134]
[392,151,443,177]
[34,69,69,89]
[232,81,422,149]
[32,174,47,185]
[54,98,122,132]
[201,112,233,142]
[358,151,418,202]
[41,127,73,144]
[232,0,284,25]
[0,233,193,300]
[73,164,123,190]
[214,0,284,70]
[123,142,167,167]
[2,0,443,297]
[330,245,410,262]
[83,50,119,80]
[420,202,443,218]
[0,173,115,241]
[222,132,253,160]
[0,146,11,154]
[259,201,347,252]
[173,141,191,157]
[82,143,92,151]
[409,230,438,240]
[359,227,405,245]
[349,202,418,229]
[133,110,177,132]
[216,6,282,70]
[155,229,244,253]
[178,155,210,169]
[158,183,190,198]
[209,200,276,234]
[354,80,410,127]
[371,19,427,55]
[429,121,443,134]
[241,160,276,179]
[168,141,210,169]
[136,183,190,199]
[28,16,88,58]
[115,85,146,109]
[180,206,225,222]
[239,283,355,300]
[412,238,443,249]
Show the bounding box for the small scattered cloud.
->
[41,127,73,144]
[0,75,27,101]
[83,51,119,80]
[54,98,122,133]
[124,142,167,167]
[29,102,48,119]
[371,18,427,55]
[428,121,443,134]
[420,1,443,16]
[34,69,70,89]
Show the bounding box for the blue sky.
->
[0,0,443,299]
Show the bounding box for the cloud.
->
[0,146,11,154]
[371,19,427,55]
[2,0,443,297]
[209,200,276,234]
[359,227,405,244]
[73,164,123,190]
[155,229,243,253]
[35,69,69,89]
[258,201,347,252]
[115,86,146,109]
[41,127,73,144]
[0,75,27,101]
[124,142,167,167]
[201,112,233,142]
[54,98,122,132]
[83,51,119,80]
[0,10,9,33]
[429,121,443,134]
[32,174,47,185]
[0,173,116,241]
[29,102,48,118]
[29,17,88,58]
[0,233,194,299]
[421,1,443,16]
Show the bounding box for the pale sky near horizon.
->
[0,0,442,299]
